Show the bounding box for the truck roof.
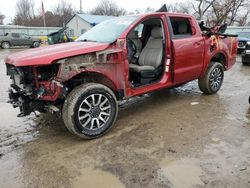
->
[135,12,195,18]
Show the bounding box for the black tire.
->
[32,41,40,48]
[242,61,250,66]
[1,42,10,49]
[198,62,224,94]
[62,83,118,139]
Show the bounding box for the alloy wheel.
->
[209,67,223,91]
[78,94,111,131]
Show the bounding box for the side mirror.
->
[218,24,227,34]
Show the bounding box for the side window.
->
[20,33,29,39]
[12,33,20,38]
[169,17,192,39]
[133,24,144,38]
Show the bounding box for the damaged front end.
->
[5,47,124,118]
[6,64,65,117]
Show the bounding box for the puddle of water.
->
[160,158,204,188]
[72,168,125,188]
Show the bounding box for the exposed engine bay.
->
[6,63,63,117]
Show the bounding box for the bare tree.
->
[13,0,74,27]
[227,0,246,24]
[236,9,250,25]
[131,3,191,14]
[167,2,192,13]
[191,0,216,20]
[145,7,155,13]
[211,0,250,25]
[90,0,126,16]
[52,0,74,26]
[0,13,5,24]
[13,0,35,25]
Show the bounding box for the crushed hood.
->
[5,42,109,66]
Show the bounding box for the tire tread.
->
[62,83,118,139]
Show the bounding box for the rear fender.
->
[199,51,227,78]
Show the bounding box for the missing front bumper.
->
[8,89,46,117]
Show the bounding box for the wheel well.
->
[64,72,122,99]
[1,41,10,45]
[210,53,227,69]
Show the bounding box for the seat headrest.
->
[151,27,163,38]
[128,31,139,39]
[178,22,188,34]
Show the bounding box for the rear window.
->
[169,17,192,39]
[11,33,20,38]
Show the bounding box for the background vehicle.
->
[237,32,250,53]
[242,42,250,65]
[5,13,238,139]
[47,27,73,45]
[0,33,41,49]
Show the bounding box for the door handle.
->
[194,42,201,46]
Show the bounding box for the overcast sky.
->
[1,0,185,24]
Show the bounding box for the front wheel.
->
[198,62,224,94]
[1,42,10,49]
[62,83,118,139]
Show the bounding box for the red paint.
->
[5,13,237,101]
[5,42,109,66]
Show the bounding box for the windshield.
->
[237,32,250,38]
[77,16,139,43]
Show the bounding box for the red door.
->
[173,36,205,84]
[169,17,205,84]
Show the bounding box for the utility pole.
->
[42,1,46,27]
[80,0,83,13]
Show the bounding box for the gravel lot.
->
[0,48,250,188]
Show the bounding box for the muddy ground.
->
[0,48,250,188]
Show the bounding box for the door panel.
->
[173,36,204,83]
[11,33,21,46]
[20,34,31,46]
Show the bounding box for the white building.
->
[226,26,250,34]
[66,14,114,39]
[0,25,61,37]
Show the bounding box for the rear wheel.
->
[62,83,118,139]
[198,62,224,94]
[32,41,40,48]
[1,42,10,49]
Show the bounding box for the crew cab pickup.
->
[0,33,41,49]
[5,13,238,139]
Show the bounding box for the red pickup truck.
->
[5,13,237,139]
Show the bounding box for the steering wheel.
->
[128,39,137,56]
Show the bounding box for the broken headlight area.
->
[6,64,63,117]
[36,64,60,82]
[6,64,60,96]
[6,64,33,95]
